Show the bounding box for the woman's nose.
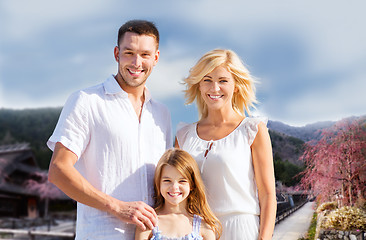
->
[211,82,220,91]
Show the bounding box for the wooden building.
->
[0,143,70,218]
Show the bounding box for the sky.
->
[1,0,365,127]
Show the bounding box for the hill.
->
[0,108,61,169]
[5,107,355,187]
[268,120,335,142]
[268,115,366,142]
[269,129,305,166]
[0,107,308,169]
[2,107,361,172]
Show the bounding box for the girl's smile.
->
[160,165,190,207]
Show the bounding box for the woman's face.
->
[199,65,236,112]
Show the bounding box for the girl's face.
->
[160,165,191,208]
[199,65,237,112]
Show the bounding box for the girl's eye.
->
[162,179,170,182]
[220,80,228,83]
[202,79,211,82]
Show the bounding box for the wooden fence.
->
[0,228,74,239]
[275,199,309,224]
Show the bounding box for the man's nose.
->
[132,55,142,68]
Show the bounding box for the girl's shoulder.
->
[135,227,152,240]
[198,219,216,240]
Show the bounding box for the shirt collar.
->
[103,75,152,103]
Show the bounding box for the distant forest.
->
[0,108,305,186]
[0,108,62,169]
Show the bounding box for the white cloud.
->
[0,82,3,108]
[0,0,109,42]
[69,54,87,65]
[0,0,365,125]
[0,88,68,109]
[147,57,195,99]
[281,71,366,125]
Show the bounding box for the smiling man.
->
[47,20,172,240]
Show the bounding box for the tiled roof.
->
[0,143,30,153]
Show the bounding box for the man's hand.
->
[108,200,158,231]
[49,143,158,231]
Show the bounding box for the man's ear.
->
[114,46,119,62]
[153,50,160,66]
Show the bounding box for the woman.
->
[175,49,276,239]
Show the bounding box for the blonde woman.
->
[135,148,221,239]
[175,49,276,239]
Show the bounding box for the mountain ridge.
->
[267,115,365,142]
[1,107,364,169]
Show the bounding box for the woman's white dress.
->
[176,117,267,240]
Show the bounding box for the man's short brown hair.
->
[117,20,159,48]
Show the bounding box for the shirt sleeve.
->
[165,109,173,149]
[246,117,268,146]
[175,122,191,148]
[47,91,91,159]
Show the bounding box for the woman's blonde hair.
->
[184,49,257,119]
[154,148,222,239]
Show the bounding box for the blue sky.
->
[1,0,365,127]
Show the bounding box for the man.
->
[47,20,172,239]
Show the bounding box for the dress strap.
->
[192,215,202,234]
[150,226,161,240]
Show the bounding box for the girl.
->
[176,49,277,239]
[135,148,221,240]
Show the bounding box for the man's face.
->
[114,32,159,90]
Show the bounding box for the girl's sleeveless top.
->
[176,117,267,217]
[150,214,203,240]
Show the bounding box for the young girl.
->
[135,148,221,240]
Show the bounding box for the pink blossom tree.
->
[300,119,366,206]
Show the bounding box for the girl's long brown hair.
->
[154,148,222,239]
